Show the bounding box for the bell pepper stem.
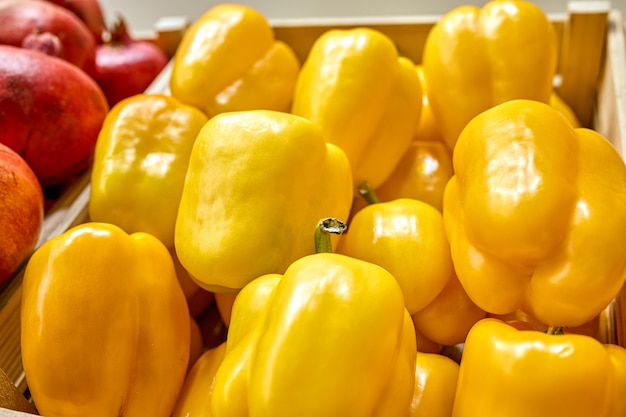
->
[314,218,347,253]
[546,326,564,335]
[357,181,380,205]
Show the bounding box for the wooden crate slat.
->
[557,1,611,127]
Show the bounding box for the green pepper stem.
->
[357,181,380,205]
[314,218,347,254]
[545,326,564,335]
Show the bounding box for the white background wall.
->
[97,0,625,34]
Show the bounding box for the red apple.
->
[0,142,44,286]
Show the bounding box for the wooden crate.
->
[1,2,625,414]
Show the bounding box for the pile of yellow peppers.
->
[19,1,626,417]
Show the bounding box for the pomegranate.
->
[0,0,96,75]
[21,31,65,58]
[0,45,109,186]
[0,142,44,287]
[44,0,106,43]
[94,15,169,107]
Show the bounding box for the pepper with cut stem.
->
[208,217,417,417]
[314,217,347,254]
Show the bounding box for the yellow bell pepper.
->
[411,271,487,347]
[444,99,626,328]
[89,93,208,249]
[452,318,626,417]
[173,329,459,417]
[487,309,602,339]
[174,220,465,416]
[422,0,557,150]
[414,65,444,145]
[210,221,417,416]
[170,4,300,117]
[337,196,452,316]
[175,110,353,293]
[338,191,485,346]
[409,351,459,417]
[550,91,582,128]
[172,342,227,417]
[292,27,422,191]
[173,332,459,417]
[375,140,454,212]
[21,222,190,417]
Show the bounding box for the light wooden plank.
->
[0,409,37,417]
[557,1,610,127]
[593,9,626,154]
[592,8,626,347]
[153,16,191,58]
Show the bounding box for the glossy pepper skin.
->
[211,253,417,417]
[21,222,190,417]
[292,27,422,191]
[89,93,208,249]
[550,91,582,127]
[338,198,452,316]
[172,342,227,417]
[409,351,459,417]
[411,271,487,347]
[375,140,453,212]
[173,334,458,417]
[414,65,444,145]
[338,197,485,346]
[422,0,557,150]
[452,318,626,417]
[444,99,626,328]
[170,4,300,117]
[174,110,353,293]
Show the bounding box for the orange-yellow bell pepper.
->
[292,27,422,191]
[414,65,445,145]
[172,342,227,417]
[488,309,602,339]
[416,61,578,146]
[21,222,190,417]
[175,110,353,293]
[550,91,582,128]
[89,93,208,249]
[411,271,487,347]
[409,351,459,417]
[422,0,557,150]
[375,140,453,212]
[338,196,452,316]
[170,4,300,117]
[338,193,485,346]
[452,318,626,417]
[444,99,626,328]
